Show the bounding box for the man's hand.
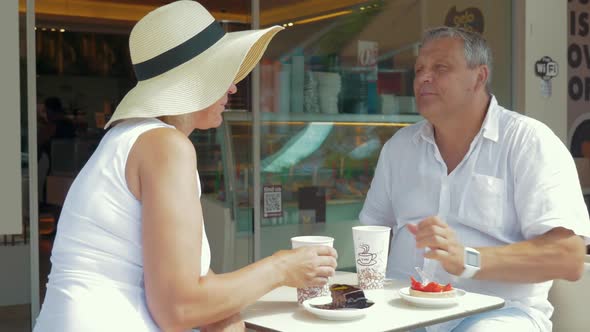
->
[201,313,245,332]
[407,216,465,276]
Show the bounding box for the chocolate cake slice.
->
[311,284,374,310]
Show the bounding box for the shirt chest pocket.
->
[458,174,504,229]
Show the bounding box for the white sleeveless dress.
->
[34,118,211,332]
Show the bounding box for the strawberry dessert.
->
[410,277,456,298]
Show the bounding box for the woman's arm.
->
[128,128,336,331]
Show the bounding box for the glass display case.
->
[197,0,512,273]
[214,111,421,271]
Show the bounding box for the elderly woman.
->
[33,2,337,331]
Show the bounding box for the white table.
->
[242,272,505,332]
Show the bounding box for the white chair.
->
[548,255,590,331]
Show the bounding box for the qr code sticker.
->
[264,191,282,218]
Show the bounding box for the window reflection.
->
[254,0,512,268]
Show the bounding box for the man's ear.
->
[475,65,489,91]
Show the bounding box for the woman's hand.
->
[201,313,245,332]
[272,246,338,288]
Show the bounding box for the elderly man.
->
[360,26,590,331]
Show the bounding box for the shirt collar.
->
[412,95,500,144]
[480,95,500,142]
[412,121,434,144]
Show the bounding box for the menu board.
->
[568,0,590,155]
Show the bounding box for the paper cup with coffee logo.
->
[352,226,391,289]
[291,236,334,304]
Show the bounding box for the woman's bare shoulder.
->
[126,127,197,199]
[134,127,196,162]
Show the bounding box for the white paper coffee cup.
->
[352,226,391,289]
[291,236,334,303]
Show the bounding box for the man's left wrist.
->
[459,247,481,279]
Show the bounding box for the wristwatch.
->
[459,247,481,279]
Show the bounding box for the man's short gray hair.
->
[421,26,493,92]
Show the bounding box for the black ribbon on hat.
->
[133,20,226,81]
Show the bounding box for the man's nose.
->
[415,71,433,84]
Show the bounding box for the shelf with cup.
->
[223,110,422,125]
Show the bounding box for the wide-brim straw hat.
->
[105,0,283,128]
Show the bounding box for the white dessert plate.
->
[302,296,374,321]
[398,287,466,307]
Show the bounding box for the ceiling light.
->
[293,10,353,25]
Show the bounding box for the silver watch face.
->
[466,250,480,267]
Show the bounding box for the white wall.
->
[0,0,23,235]
[517,0,568,142]
[422,0,513,108]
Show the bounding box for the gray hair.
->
[421,26,493,92]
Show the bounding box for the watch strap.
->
[459,247,481,279]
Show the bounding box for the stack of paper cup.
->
[291,235,334,304]
[380,94,400,114]
[397,96,417,114]
[314,72,341,114]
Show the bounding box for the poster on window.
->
[568,0,590,157]
[357,40,378,80]
[263,185,283,218]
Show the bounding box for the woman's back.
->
[33,2,336,330]
[34,118,210,332]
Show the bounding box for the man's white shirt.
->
[360,96,590,331]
